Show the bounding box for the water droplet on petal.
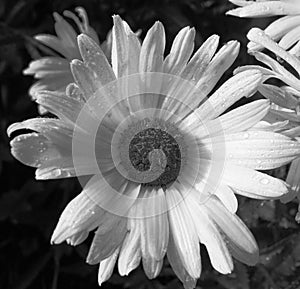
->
[260,178,269,185]
[53,168,62,177]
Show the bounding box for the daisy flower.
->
[226,0,300,56]
[8,16,300,288]
[24,7,110,113]
[234,27,300,220]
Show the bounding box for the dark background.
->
[1,0,300,288]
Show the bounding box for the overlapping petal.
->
[227,0,300,55]
[24,7,110,112]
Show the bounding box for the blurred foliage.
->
[1,0,300,289]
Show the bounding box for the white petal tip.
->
[247,28,264,41]
[226,10,240,17]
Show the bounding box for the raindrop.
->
[243,132,249,139]
[259,178,270,185]
[53,168,62,177]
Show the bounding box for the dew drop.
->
[260,178,270,185]
[262,6,270,12]
[53,168,62,177]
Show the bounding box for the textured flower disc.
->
[117,116,186,187]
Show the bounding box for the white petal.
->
[35,90,84,124]
[279,25,300,51]
[28,74,74,96]
[205,196,259,266]
[139,188,169,261]
[53,12,80,58]
[182,99,270,137]
[23,57,70,78]
[248,15,300,51]
[247,28,300,76]
[182,34,220,82]
[8,118,74,150]
[71,57,128,122]
[164,41,241,120]
[142,258,163,279]
[35,156,99,179]
[234,64,274,78]
[226,131,300,169]
[160,35,220,116]
[87,217,127,264]
[283,157,300,202]
[118,218,141,276]
[78,34,116,85]
[195,40,240,96]
[9,133,61,168]
[98,248,120,285]
[163,27,195,75]
[201,130,300,169]
[184,193,233,274]
[63,7,99,44]
[214,184,238,213]
[112,15,141,77]
[166,184,201,279]
[250,119,290,133]
[66,230,89,246]
[193,69,262,121]
[251,51,300,90]
[138,22,165,109]
[269,107,300,123]
[258,84,299,109]
[167,231,197,289]
[69,59,95,98]
[34,34,69,58]
[222,164,288,199]
[139,21,165,73]
[51,189,105,244]
[227,1,300,18]
[51,172,137,243]
[267,15,300,41]
[82,173,140,219]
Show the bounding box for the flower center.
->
[114,117,186,189]
[129,127,181,187]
